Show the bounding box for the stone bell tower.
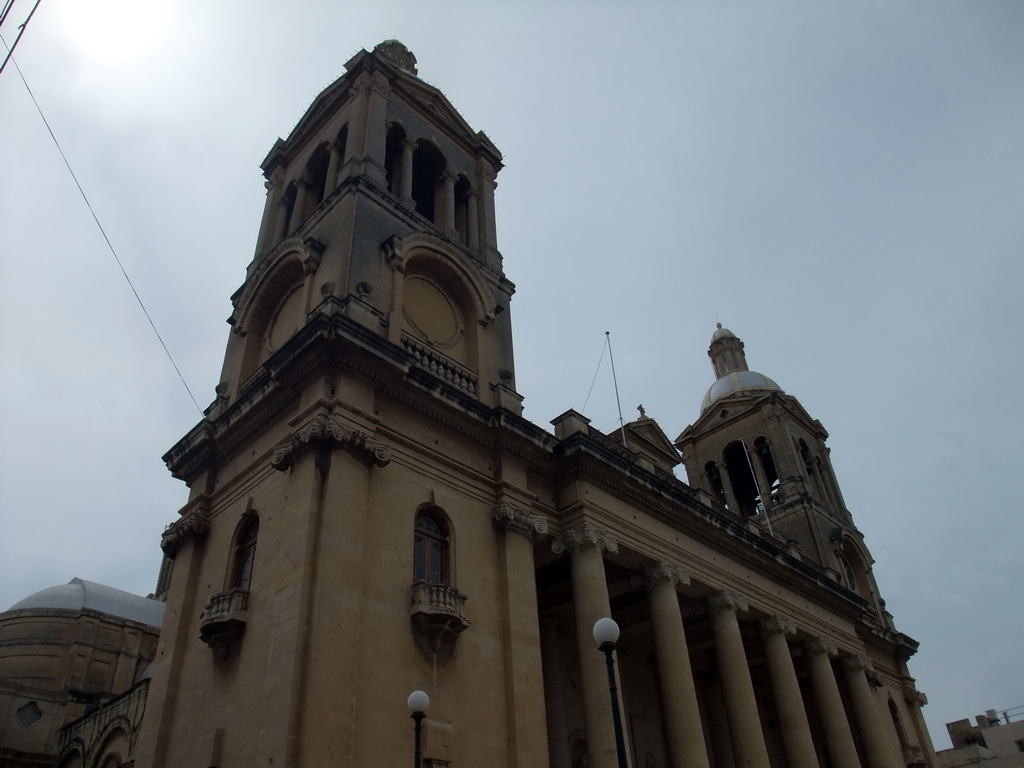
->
[675,324,888,617]
[135,41,549,768]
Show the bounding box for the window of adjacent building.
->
[414,510,449,584]
[233,516,259,591]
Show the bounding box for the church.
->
[0,40,936,768]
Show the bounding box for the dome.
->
[710,323,736,342]
[373,40,418,75]
[701,370,782,412]
[7,578,165,628]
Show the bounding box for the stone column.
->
[346,73,371,166]
[325,141,342,193]
[273,194,289,243]
[493,504,551,768]
[553,523,625,768]
[442,172,457,233]
[466,191,480,248]
[290,179,309,234]
[400,140,415,203]
[716,465,741,514]
[476,162,499,261]
[540,612,574,768]
[647,563,710,768]
[760,617,819,768]
[843,656,898,768]
[362,75,390,185]
[708,591,770,768]
[805,638,861,768]
[255,174,280,255]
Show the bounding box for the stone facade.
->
[0,39,940,768]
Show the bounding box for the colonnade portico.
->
[544,521,919,768]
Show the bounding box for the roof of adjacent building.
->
[6,577,165,628]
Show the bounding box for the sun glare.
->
[55,0,173,65]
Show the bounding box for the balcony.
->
[903,745,927,766]
[199,588,249,660]
[410,581,470,653]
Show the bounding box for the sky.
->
[1,0,1022,749]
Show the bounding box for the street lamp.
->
[407,689,430,768]
[593,618,629,768]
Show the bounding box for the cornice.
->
[550,430,871,619]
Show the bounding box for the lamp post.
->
[593,617,629,768]
[407,690,430,768]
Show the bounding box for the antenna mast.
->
[606,331,627,448]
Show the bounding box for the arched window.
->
[233,516,259,591]
[413,509,449,584]
[889,698,910,748]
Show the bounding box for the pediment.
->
[676,391,824,445]
[391,76,495,151]
[621,416,681,472]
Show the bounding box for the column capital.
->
[903,684,928,707]
[645,561,691,587]
[403,138,418,153]
[493,502,548,539]
[841,654,874,674]
[760,615,796,637]
[707,590,748,615]
[551,522,618,555]
[806,636,838,657]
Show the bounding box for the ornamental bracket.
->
[270,412,392,471]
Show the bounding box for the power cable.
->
[1,35,206,417]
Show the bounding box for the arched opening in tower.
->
[723,442,760,518]
[412,142,445,224]
[754,436,780,505]
[705,461,727,506]
[306,143,331,213]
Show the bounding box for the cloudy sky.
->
[1,0,1021,748]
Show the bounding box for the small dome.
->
[711,322,736,342]
[7,578,165,628]
[373,40,418,75]
[701,370,782,412]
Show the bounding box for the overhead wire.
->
[0,0,40,75]
[1,34,206,418]
[2,36,313,593]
